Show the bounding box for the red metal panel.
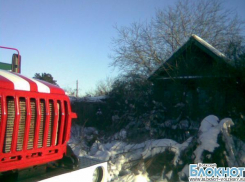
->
[0,146,66,172]
[12,73,38,92]
[0,71,66,94]
[58,101,65,145]
[62,102,69,144]
[0,75,14,90]
[51,100,58,146]
[65,102,72,143]
[37,80,65,95]
[63,101,77,144]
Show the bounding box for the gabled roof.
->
[148,34,232,80]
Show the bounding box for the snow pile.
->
[91,139,192,162]
[89,138,192,181]
[68,115,245,181]
[69,124,99,156]
[199,115,219,133]
[194,115,234,163]
[109,129,127,140]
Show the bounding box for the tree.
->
[86,77,114,96]
[110,0,244,76]
[63,87,76,96]
[34,73,59,86]
[110,74,153,110]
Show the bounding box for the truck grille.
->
[1,97,67,153]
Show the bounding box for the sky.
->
[1,0,245,96]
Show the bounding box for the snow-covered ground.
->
[69,115,245,182]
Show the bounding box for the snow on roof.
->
[149,34,231,80]
[70,95,108,103]
[191,34,226,59]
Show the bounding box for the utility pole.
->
[76,80,78,97]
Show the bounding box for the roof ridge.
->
[148,35,232,80]
[190,34,226,59]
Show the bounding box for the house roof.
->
[148,34,232,80]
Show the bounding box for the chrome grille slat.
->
[17,98,26,151]
[47,101,54,147]
[4,97,15,153]
[27,99,36,150]
[38,100,45,148]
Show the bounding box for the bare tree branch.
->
[110,0,244,76]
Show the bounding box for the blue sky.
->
[1,0,244,95]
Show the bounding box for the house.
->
[148,35,242,119]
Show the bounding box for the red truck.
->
[0,46,107,182]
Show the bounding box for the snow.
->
[199,115,219,133]
[68,125,99,157]
[134,175,149,182]
[109,129,127,140]
[194,116,234,163]
[87,137,193,181]
[90,138,192,163]
[70,95,108,103]
[69,115,245,182]
[192,34,226,58]
[93,150,111,161]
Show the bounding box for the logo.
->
[189,163,245,181]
